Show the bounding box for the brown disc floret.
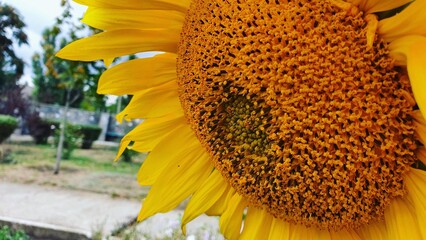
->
[177,0,418,229]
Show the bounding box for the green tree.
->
[0,2,28,89]
[0,2,31,119]
[31,2,107,109]
[31,0,106,173]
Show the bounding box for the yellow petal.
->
[356,220,387,240]
[82,8,184,31]
[384,197,422,240]
[138,143,211,221]
[136,124,198,186]
[98,53,177,95]
[205,188,235,216]
[219,193,246,240]
[56,29,179,61]
[378,0,426,42]
[416,147,426,166]
[330,229,361,240]
[115,139,131,161]
[388,35,426,66]
[268,218,290,240]
[405,168,426,239]
[406,39,426,121]
[411,110,426,145]
[116,80,181,121]
[289,224,331,240]
[103,58,114,67]
[181,170,227,233]
[122,112,184,153]
[359,0,412,13]
[240,207,273,240]
[74,0,190,13]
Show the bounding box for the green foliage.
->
[78,124,102,149]
[121,148,138,163]
[0,225,29,240]
[0,147,14,164]
[0,4,31,120]
[54,123,82,159]
[0,3,28,90]
[31,2,107,110]
[0,114,18,143]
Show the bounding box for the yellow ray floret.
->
[357,220,387,240]
[388,35,426,66]
[405,169,426,239]
[412,110,426,145]
[353,0,413,13]
[240,207,273,240]
[137,142,212,221]
[74,0,190,12]
[219,193,246,240]
[379,0,426,42]
[268,218,290,240]
[181,170,228,234]
[384,198,422,239]
[98,53,177,96]
[116,81,181,121]
[136,124,196,186]
[82,8,184,31]
[205,187,235,217]
[121,112,184,153]
[405,39,426,120]
[416,147,426,166]
[56,29,179,61]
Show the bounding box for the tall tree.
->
[0,2,30,119]
[30,0,107,173]
[0,2,28,89]
[31,2,106,109]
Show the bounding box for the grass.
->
[0,139,148,199]
[0,225,30,240]
[0,140,143,174]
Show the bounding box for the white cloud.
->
[2,0,86,86]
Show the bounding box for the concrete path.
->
[0,182,223,239]
[0,182,139,239]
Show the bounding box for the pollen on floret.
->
[177,0,418,230]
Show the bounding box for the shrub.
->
[0,114,18,143]
[54,123,82,160]
[0,225,30,240]
[0,147,14,164]
[78,124,102,149]
[27,113,60,144]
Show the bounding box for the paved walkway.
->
[0,182,222,239]
[0,182,139,239]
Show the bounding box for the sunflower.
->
[57,0,426,239]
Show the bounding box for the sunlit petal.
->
[98,53,177,95]
[379,0,426,42]
[74,0,190,12]
[83,8,184,31]
[56,29,179,61]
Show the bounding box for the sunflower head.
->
[57,0,426,239]
[177,0,418,229]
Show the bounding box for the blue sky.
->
[2,0,86,86]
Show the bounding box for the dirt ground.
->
[0,141,149,200]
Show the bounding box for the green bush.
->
[54,123,82,160]
[0,114,18,143]
[0,147,14,164]
[0,225,30,240]
[78,124,102,149]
